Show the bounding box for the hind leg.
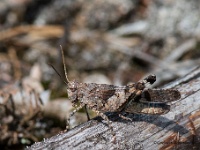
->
[95,110,117,143]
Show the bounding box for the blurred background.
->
[0,0,200,149]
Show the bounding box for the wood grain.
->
[29,67,200,150]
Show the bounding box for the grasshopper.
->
[52,46,181,134]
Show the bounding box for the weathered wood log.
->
[29,67,200,150]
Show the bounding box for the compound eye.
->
[69,87,76,92]
[68,81,78,92]
[68,87,76,94]
[67,89,77,101]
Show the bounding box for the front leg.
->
[66,105,84,130]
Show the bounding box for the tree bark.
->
[29,67,200,150]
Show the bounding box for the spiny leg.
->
[121,89,142,112]
[132,74,156,104]
[118,113,132,121]
[66,105,84,130]
[119,75,156,117]
[125,75,156,107]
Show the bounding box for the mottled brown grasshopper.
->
[53,46,181,132]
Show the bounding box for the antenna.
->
[60,45,70,83]
[48,63,68,85]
